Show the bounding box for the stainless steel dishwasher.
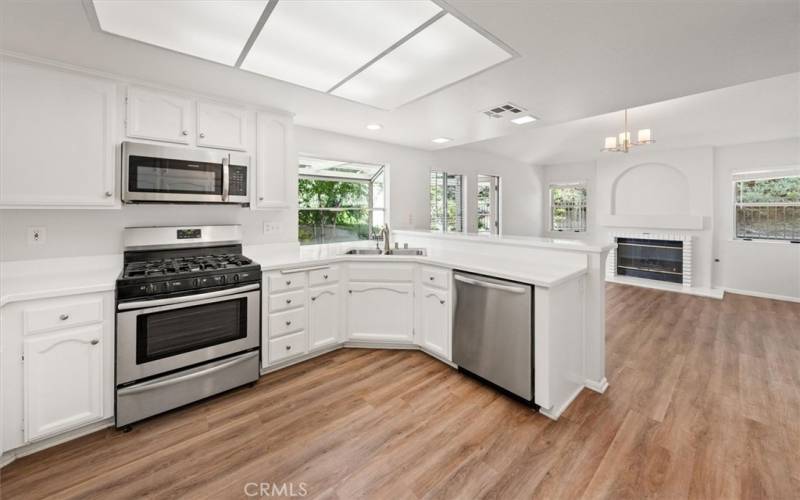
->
[452,271,534,403]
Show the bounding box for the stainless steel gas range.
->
[115,225,261,429]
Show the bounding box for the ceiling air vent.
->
[483,102,525,118]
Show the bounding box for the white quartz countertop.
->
[394,230,615,254]
[0,240,589,307]
[244,243,587,288]
[0,255,122,307]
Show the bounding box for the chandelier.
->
[602,109,655,153]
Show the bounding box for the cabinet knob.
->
[285,345,292,351]
[323,274,328,279]
[311,296,317,301]
[59,313,70,321]
[286,299,292,304]
[286,280,291,285]
[429,276,435,281]
[181,130,189,136]
[90,339,99,345]
[259,197,265,201]
[105,191,113,197]
[199,132,206,138]
[348,290,353,294]
[285,320,292,326]
[440,300,445,305]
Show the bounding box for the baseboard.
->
[260,344,342,374]
[585,377,609,394]
[343,340,418,350]
[539,384,584,421]
[1,418,113,469]
[606,275,724,299]
[723,287,800,304]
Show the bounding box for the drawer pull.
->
[90,339,100,345]
[286,280,292,286]
[285,345,292,351]
[429,276,435,281]
[285,320,292,326]
[323,274,329,279]
[286,299,292,304]
[59,313,70,321]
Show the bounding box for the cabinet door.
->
[0,59,117,207]
[255,111,294,209]
[309,285,340,349]
[197,101,248,151]
[24,325,103,441]
[126,86,192,144]
[420,287,451,360]
[347,283,413,342]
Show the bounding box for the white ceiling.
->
[1,0,798,152]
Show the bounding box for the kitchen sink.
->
[385,248,427,256]
[345,248,383,255]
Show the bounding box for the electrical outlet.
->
[28,226,46,245]
[407,212,414,225]
[263,222,281,234]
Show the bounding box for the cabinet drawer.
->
[309,266,339,286]
[269,331,307,363]
[269,289,306,313]
[269,307,306,338]
[421,267,450,290]
[269,272,307,293]
[348,263,414,282]
[24,297,103,335]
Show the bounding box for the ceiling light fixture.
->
[432,137,453,144]
[511,114,537,125]
[366,123,383,131]
[602,109,655,153]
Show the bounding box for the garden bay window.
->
[430,171,464,232]
[734,173,800,242]
[298,156,385,245]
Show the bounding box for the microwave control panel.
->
[229,165,248,196]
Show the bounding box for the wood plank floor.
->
[2,284,799,499]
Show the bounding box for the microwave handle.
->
[222,156,230,202]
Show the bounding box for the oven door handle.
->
[117,283,260,311]
[117,351,258,396]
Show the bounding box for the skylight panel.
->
[332,14,512,109]
[241,0,442,92]
[92,0,268,66]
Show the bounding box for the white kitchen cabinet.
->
[346,283,414,342]
[23,325,104,441]
[418,287,451,360]
[309,284,340,349]
[0,58,117,208]
[126,86,192,144]
[196,101,248,151]
[255,111,294,209]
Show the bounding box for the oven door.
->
[116,284,260,385]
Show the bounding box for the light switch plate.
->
[263,222,281,234]
[28,226,46,245]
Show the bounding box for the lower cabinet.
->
[346,283,414,342]
[309,284,340,349]
[24,325,104,441]
[418,286,451,360]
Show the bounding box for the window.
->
[734,174,800,241]
[477,174,500,235]
[550,183,587,232]
[298,156,386,245]
[430,171,464,232]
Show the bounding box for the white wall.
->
[539,138,800,299]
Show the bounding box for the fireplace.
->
[615,237,684,284]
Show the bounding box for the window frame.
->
[477,174,501,235]
[298,156,387,245]
[548,181,588,233]
[731,169,800,243]
[430,170,466,233]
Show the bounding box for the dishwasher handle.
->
[454,274,528,294]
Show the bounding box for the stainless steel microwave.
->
[122,141,250,205]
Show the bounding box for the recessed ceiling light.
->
[366,123,383,131]
[432,137,452,144]
[511,114,538,125]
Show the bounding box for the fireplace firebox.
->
[616,237,683,284]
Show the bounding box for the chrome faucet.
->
[378,223,391,254]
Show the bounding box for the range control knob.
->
[232,273,240,283]
[147,283,160,294]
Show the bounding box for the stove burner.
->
[122,254,254,278]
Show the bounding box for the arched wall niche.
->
[611,162,691,216]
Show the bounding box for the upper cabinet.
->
[197,101,247,151]
[126,87,192,144]
[0,59,117,208]
[255,111,294,209]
